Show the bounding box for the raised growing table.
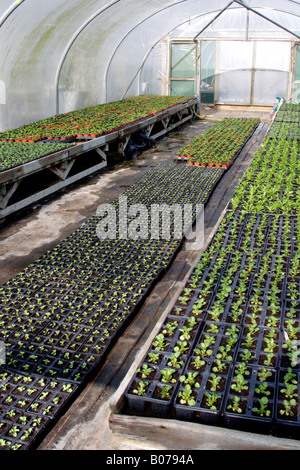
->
[0,97,197,219]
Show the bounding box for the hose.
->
[193,103,206,120]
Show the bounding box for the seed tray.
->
[148,332,196,358]
[169,296,212,323]
[186,262,227,289]
[278,334,300,371]
[214,270,255,300]
[0,370,78,448]
[125,378,178,416]
[274,369,300,438]
[174,364,231,425]
[235,326,281,369]
[217,212,299,258]
[30,356,98,383]
[125,349,191,416]
[225,251,261,274]
[249,275,286,304]
[0,405,51,450]
[190,321,242,363]
[205,295,247,325]
[28,328,122,383]
[244,300,282,329]
[157,315,203,341]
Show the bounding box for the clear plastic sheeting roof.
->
[0,0,300,131]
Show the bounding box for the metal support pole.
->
[193,1,235,41]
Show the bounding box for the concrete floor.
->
[3,109,297,451]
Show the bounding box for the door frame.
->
[292,42,300,103]
[168,39,198,97]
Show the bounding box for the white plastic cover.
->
[0,0,300,130]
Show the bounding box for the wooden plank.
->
[109,414,300,450]
[216,104,272,113]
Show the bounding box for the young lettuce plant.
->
[178,384,196,406]
[204,391,222,410]
[132,381,149,396]
[136,364,154,379]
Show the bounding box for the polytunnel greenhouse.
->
[0,0,299,454]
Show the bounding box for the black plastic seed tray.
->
[124,349,190,416]
[174,362,232,425]
[235,325,281,369]
[190,321,242,364]
[278,330,300,371]
[244,299,283,329]
[205,295,247,325]
[0,405,51,450]
[0,370,78,448]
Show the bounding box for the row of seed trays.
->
[230,136,300,215]
[0,162,225,449]
[0,95,192,144]
[174,118,259,168]
[125,112,300,439]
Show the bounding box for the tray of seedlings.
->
[173,321,241,424]
[0,370,78,450]
[174,118,259,169]
[223,364,277,435]
[0,141,76,173]
[274,103,300,123]
[275,368,300,439]
[229,138,300,216]
[124,313,201,416]
[268,121,300,140]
